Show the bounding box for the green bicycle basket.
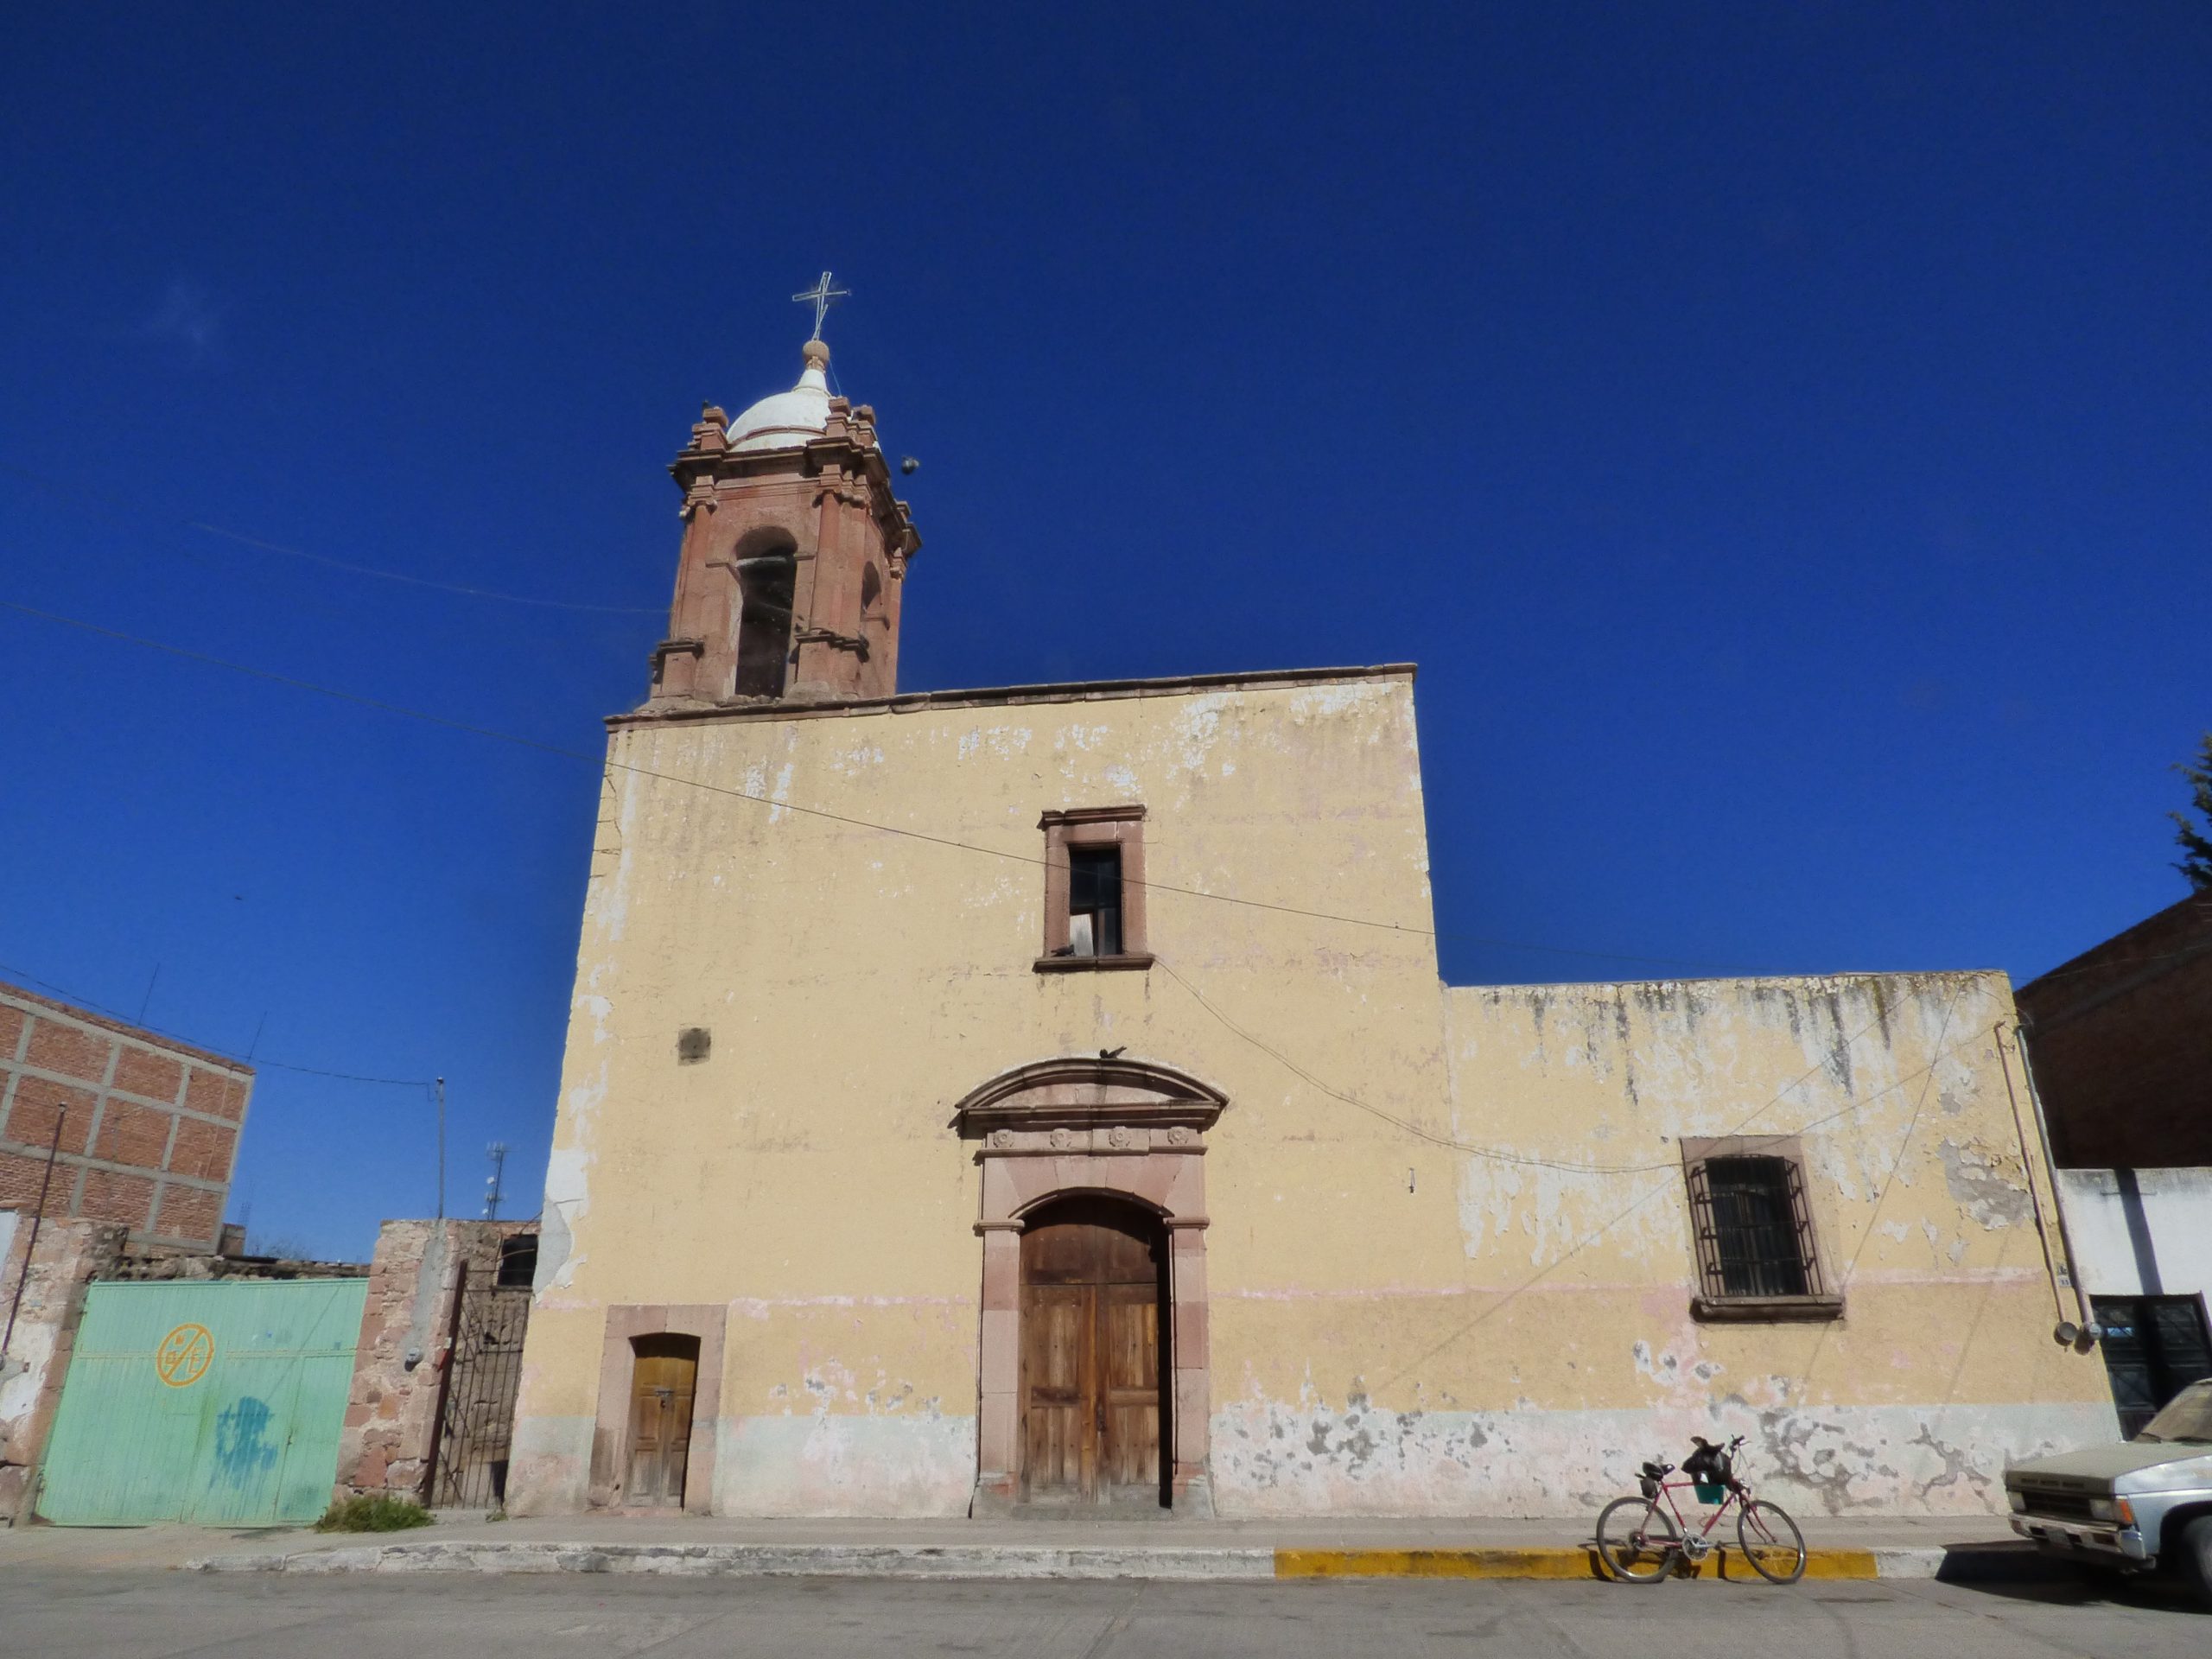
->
[1692,1480,1728,1504]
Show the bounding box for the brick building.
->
[2017,892,2212,1168]
[0,982,252,1254]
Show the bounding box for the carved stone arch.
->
[1009,1185,1168,1221]
[959,1055,1223,1519]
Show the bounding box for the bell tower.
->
[649,334,920,707]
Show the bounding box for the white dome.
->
[728,340,832,453]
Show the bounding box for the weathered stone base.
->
[711,1414,975,1516]
[505,1399,2119,1519]
[505,1414,594,1516]
[1209,1400,2123,1517]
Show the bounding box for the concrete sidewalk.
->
[0,1510,2044,1585]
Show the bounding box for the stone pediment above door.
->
[954,1057,1228,1154]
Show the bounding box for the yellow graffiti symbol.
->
[156,1323,215,1387]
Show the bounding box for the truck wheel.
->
[2181,1516,2212,1612]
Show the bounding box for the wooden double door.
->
[1020,1198,1169,1507]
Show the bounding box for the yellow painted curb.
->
[1273,1546,1883,1582]
[1276,1548,1604,1580]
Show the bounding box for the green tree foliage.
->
[2175,732,2212,892]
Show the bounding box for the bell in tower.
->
[649,318,921,708]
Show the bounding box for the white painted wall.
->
[2056,1167,2212,1300]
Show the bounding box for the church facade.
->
[507,334,2116,1520]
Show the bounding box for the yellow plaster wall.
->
[511,671,1452,1514]
[506,669,2116,1519]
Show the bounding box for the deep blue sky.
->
[3,6,2207,1259]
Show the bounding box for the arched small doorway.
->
[1019,1196,1169,1508]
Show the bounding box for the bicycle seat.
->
[1639,1460,1674,1479]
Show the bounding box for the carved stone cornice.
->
[795,626,869,659]
[954,1057,1228,1149]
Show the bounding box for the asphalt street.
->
[0,1568,2204,1657]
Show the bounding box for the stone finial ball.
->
[803,339,830,368]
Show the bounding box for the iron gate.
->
[431,1276,531,1509]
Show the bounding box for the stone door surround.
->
[956,1056,1226,1517]
[587,1304,725,1513]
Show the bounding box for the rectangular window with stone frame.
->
[1036,806,1152,972]
[1679,1135,1843,1321]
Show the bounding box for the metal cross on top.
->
[792,270,850,341]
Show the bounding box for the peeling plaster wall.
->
[0,1217,124,1521]
[508,671,1445,1516]
[1314,974,2120,1518]
[506,666,2112,1520]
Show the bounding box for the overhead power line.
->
[0,958,435,1087]
[1155,956,2000,1174]
[0,601,2053,1177]
[0,595,1538,954]
[0,460,664,615]
[3,594,2027,983]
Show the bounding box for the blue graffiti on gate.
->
[212,1395,281,1487]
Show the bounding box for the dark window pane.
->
[1067,846,1123,957]
[1069,846,1119,912]
[1706,1156,1809,1298]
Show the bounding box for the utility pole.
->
[483,1141,509,1221]
[2,1108,68,1370]
[435,1077,447,1221]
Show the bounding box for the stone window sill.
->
[1033,953,1155,975]
[1690,1294,1844,1323]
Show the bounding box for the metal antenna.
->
[435,1077,446,1220]
[791,270,850,341]
[484,1141,509,1221]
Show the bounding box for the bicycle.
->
[1594,1434,1807,1585]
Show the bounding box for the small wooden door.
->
[625,1334,698,1507]
[1020,1198,1166,1507]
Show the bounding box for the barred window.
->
[1681,1138,1840,1320]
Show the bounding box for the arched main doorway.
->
[957,1054,1226,1516]
[1019,1196,1169,1508]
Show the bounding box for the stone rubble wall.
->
[336,1218,537,1505]
[0,1214,124,1522]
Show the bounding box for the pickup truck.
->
[2005,1377,2212,1605]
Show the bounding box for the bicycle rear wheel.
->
[1735,1498,1806,1584]
[1596,1496,1680,1584]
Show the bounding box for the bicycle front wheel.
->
[1735,1498,1806,1584]
[1596,1496,1680,1584]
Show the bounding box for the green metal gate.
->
[35,1277,368,1526]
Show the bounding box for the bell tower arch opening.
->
[730,529,798,699]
